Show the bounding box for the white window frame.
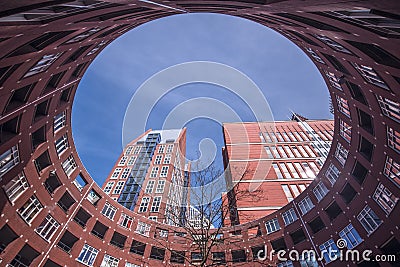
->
[54,111,66,132]
[376,95,400,123]
[118,213,133,229]
[135,221,150,236]
[282,208,298,226]
[151,196,162,212]
[100,254,119,267]
[127,156,136,165]
[101,202,117,220]
[339,119,352,143]
[77,244,99,267]
[121,168,131,179]
[357,205,382,234]
[298,196,314,215]
[62,155,77,177]
[339,224,363,249]
[150,166,159,178]
[103,181,114,194]
[4,172,29,203]
[372,183,398,215]
[336,95,351,118]
[118,156,128,166]
[164,154,171,164]
[113,181,125,195]
[138,197,150,213]
[35,214,60,242]
[145,180,155,194]
[156,180,166,194]
[335,142,348,166]
[0,145,20,178]
[154,155,162,164]
[160,166,169,177]
[24,53,63,77]
[265,218,280,234]
[55,134,69,156]
[158,145,165,153]
[166,144,174,153]
[313,182,329,202]
[325,163,340,185]
[111,168,122,179]
[18,195,43,224]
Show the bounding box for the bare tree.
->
[147,160,264,266]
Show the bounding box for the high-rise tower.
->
[222,116,334,225]
[101,129,188,225]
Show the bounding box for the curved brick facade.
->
[0,1,399,266]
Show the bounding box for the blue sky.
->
[72,13,332,185]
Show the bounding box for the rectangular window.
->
[339,224,363,249]
[150,167,159,178]
[125,263,141,267]
[125,146,134,155]
[279,163,291,178]
[306,47,325,64]
[325,163,340,185]
[335,143,349,166]
[314,34,352,54]
[282,208,298,226]
[133,146,141,154]
[101,202,117,220]
[383,156,399,187]
[373,183,398,214]
[151,196,162,212]
[273,163,283,179]
[265,147,274,158]
[62,155,77,177]
[387,126,400,154]
[336,95,351,118]
[35,214,60,242]
[376,95,400,123]
[54,111,66,132]
[4,172,28,203]
[101,254,119,267]
[118,213,133,229]
[145,180,155,194]
[136,221,150,236]
[271,147,281,158]
[127,156,136,165]
[77,244,98,266]
[304,145,316,157]
[167,144,174,153]
[156,180,166,193]
[357,205,382,234]
[18,195,43,224]
[164,154,171,164]
[340,119,352,143]
[352,63,389,90]
[284,145,295,158]
[313,182,329,202]
[265,218,280,234]
[302,162,316,178]
[281,185,294,202]
[319,239,340,263]
[87,40,108,56]
[118,156,127,166]
[139,197,150,212]
[120,168,131,179]
[111,168,122,179]
[0,145,20,178]
[160,166,169,177]
[298,196,314,215]
[154,155,162,164]
[278,146,288,158]
[113,181,125,195]
[287,163,300,178]
[103,182,114,194]
[158,145,165,153]
[290,184,300,197]
[297,146,308,157]
[55,134,69,156]
[294,163,308,178]
[324,71,343,91]
[24,53,63,77]
[67,27,102,44]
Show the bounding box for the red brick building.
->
[0,1,398,266]
[223,117,334,225]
